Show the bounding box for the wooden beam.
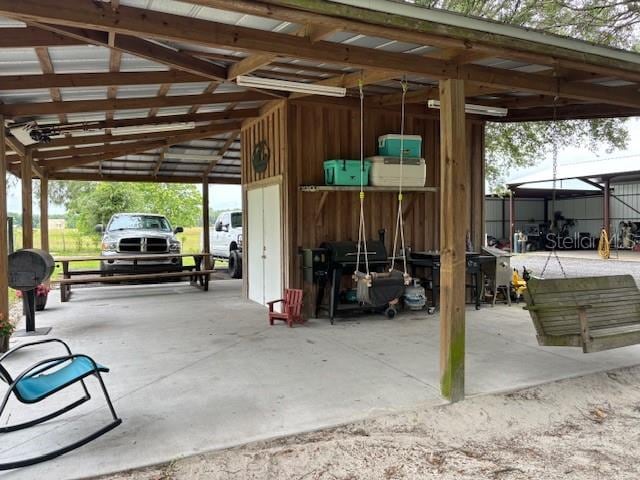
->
[5,135,26,157]
[227,24,338,80]
[44,124,240,169]
[1,92,271,117]
[31,23,228,81]
[496,103,640,122]
[223,0,640,83]
[202,176,211,268]
[153,148,166,177]
[34,47,67,124]
[106,44,122,125]
[36,122,242,157]
[189,82,219,114]
[228,54,278,81]
[21,149,34,249]
[290,69,398,100]
[40,174,49,252]
[40,114,254,147]
[147,83,172,118]
[0,114,8,330]
[7,1,640,107]
[439,78,467,403]
[204,132,238,176]
[0,27,86,47]
[48,171,239,184]
[0,71,205,91]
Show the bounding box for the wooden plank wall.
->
[286,99,485,295]
[241,101,287,183]
[240,100,291,296]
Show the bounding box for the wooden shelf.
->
[300,185,438,193]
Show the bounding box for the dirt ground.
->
[96,364,640,480]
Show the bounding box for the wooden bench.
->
[55,253,215,302]
[523,275,640,353]
[58,270,215,302]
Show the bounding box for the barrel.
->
[7,249,55,291]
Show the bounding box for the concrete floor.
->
[2,280,640,479]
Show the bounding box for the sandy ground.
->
[95,364,640,480]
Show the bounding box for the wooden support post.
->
[202,177,211,269]
[21,148,33,249]
[509,190,515,252]
[603,178,611,236]
[0,115,9,329]
[439,79,467,402]
[40,174,49,252]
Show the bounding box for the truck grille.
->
[118,237,168,253]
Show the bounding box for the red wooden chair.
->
[267,289,304,327]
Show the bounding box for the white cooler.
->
[366,156,426,187]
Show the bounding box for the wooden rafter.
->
[34,47,67,124]
[192,0,640,83]
[43,124,240,170]
[35,111,259,146]
[203,132,238,176]
[29,23,228,81]
[0,91,272,117]
[227,24,338,80]
[0,27,86,47]
[35,122,243,160]
[48,171,238,184]
[148,83,172,118]
[0,71,207,91]
[153,148,166,177]
[188,82,219,114]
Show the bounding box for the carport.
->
[2,0,640,410]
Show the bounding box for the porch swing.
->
[352,79,411,318]
[522,96,640,353]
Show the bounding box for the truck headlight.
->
[169,240,181,253]
[102,238,117,252]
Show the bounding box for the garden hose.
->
[598,228,610,259]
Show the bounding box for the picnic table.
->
[54,253,215,302]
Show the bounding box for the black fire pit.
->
[8,248,55,336]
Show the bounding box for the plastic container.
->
[367,156,426,187]
[324,159,371,186]
[378,134,422,158]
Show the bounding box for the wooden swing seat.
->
[523,275,640,353]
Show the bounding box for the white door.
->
[246,183,282,307]
[262,184,282,306]
[247,188,264,304]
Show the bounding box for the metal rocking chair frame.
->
[0,338,122,470]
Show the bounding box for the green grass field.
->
[8,227,224,305]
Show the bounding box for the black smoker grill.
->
[8,249,55,335]
[315,239,389,322]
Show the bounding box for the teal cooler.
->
[324,159,371,186]
[378,134,422,158]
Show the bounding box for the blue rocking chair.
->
[0,338,122,469]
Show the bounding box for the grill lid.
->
[320,240,387,264]
[8,249,55,290]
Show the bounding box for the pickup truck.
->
[98,213,183,273]
[211,210,242,278]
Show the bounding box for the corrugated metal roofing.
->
[0,0,638,183]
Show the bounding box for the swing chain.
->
[390,77,410,283]
[540,81,567,279]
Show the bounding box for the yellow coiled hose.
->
[598,228,610,259]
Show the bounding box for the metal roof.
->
[0,0,639,184]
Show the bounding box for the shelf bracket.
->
[315,191,330,226]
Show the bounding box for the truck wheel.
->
[228,250,242,279]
